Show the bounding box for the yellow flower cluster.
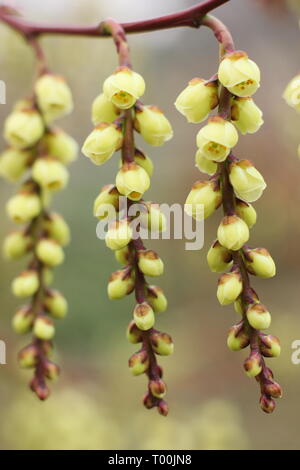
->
[1,73,77,400]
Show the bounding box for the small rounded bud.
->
[93,184,120,220]
[133,149,153,177]
[218,51,260,97]
[139,202,166,233]
[43,212,70,246]
[107,268,135,299]
[12,306,34,334]
[227,322,250,351]
[146,285,168,313]
[115,245,131,265]
[196,117,238,162]
[4,108,44,149]
[36,238,65,267]
[207,240,232,273]
[116,162,150,201]
[195,149,218,176]
[128,350,149,376]
[259,334,281,358]
[229,159,266,203]
[244,247,276,278]
[260,394,276,414]
[244,352,262,377]
[185,180,222,220]
[18,344,38,368]
[175,78,219,123]
[126,321,143,344]
[0,148,31,182]
[82,123,123,165]
[32,156,69,192]
[3,231,31,259]
[217,215,249,250]
[246,303,271,330]
[137,250,164,277]
[33,316,55,340]
[134,105,173,146]
[149,379,167,398]
[6,191,41,223]
[263,381,282,399]
[105,219,133,251]
[43,129,78,165]
[231,97,263,134]
[35,73,73,122]
[44,289,68,318]
[235,199,257,228]
[91,93,119,125]
[30,377,50,401]
[283,74,300,112]
[158,400,169,417]
[103,66,145,109]
[12,270,39,298]
[217,271,243,306]
[44,360,60,381]
[133,302,155,331]
[143,392,156,409]
[150,332,174,356]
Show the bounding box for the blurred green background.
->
[0,0,300,450]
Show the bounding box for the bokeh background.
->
[0,0,300,450]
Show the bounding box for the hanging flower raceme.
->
[82,21,173,414]
[1,67,77,400]
[176,38,281,413]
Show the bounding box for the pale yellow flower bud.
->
[36,238,65,267]
[93,184,120,219]
[235,199,257,228]
[116,162,150,201]
[133,149,153,177]
[217,271,243,305]
[126,321,143,344]
[246,303,271,330]
[244,247,276,278]
[115,245,131,265]
[218,51,260,97]
[185,180,222,220]
[35,74,73,123]
[34,316,55,340]
[137,250,164,277]
[6,191,41,223]
[244,352,262,377]
[229,159,266,203]
[12,306,34,334]
[234,297,244,315]
[43,130,78,165]
[149,379,167,399]
[231,97,263,134]
[283,74,300,112]
[18,344,38,368]
[259,334,281,358]
[43,213,70,246]
[227,322,250,351]
[195,149,218,176]
[4,109,44,149]
[175,78,219,123]
[32,157,69,191]
[196,117,238,162]
[12,270,39,298]
[44,289,68,319]
[139,202,166,233]
[82,123,123,165]
[134,105,173,146]
[217,215,249,250]
[150,332,174,356]
[207,240,233,273]
[105,219,133,251]
[107,268,135,299]
[0,148,31,182]
[103,66,145,109]
[91,93,119,125]
[133,302,155,331]
[146,285,168,313]
[129,350,149,376]
[3,231,31,259]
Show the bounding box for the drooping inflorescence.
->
[175,19,282,413]
[81,20,174,415]
[0,50,78,399]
